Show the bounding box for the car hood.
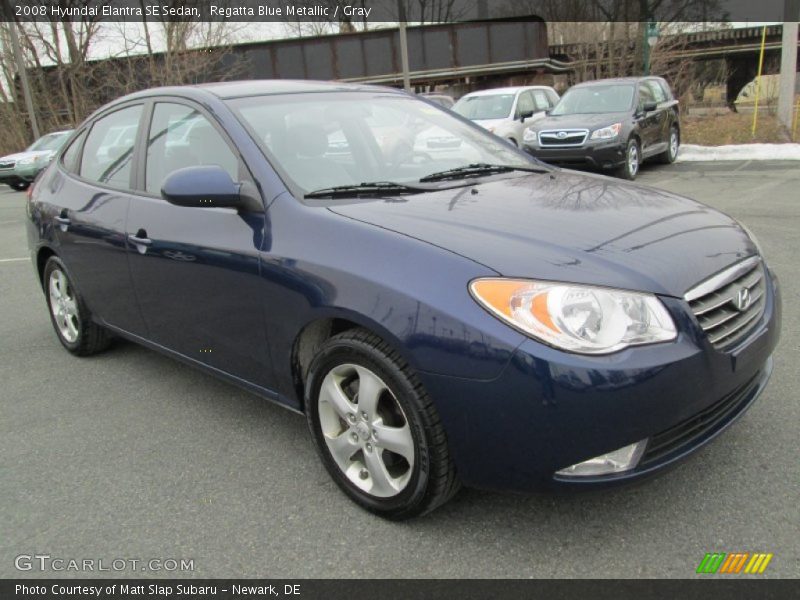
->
[473,118,507,130]
[529,112,630,132]
[327,171,756,297]
[0,150,52,162]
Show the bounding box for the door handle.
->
[128,229,152,246]
[54,212,70,231]
[128,234,152,245]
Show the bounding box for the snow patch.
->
[676,143,800,162]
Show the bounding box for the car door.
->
[511,91,537,143]
[635,83,661,155]
[125,99,274,389]
[644,79,671,155]
[52,103,148,335]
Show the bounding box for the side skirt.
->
[100,321,303,415]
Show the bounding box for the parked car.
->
[452,86,559,147]
[522,77,680,180]
[27,81,780,519]
[0,130,72,191]
[419,92,455,110]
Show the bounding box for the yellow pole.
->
[751,25,767,137]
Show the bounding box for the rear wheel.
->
[10,181,30,192]
[615,138,640,180]
[657,126,679,164]
[43,256,112,356]
[305,329,459,519]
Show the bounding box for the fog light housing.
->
[555,440,647,477]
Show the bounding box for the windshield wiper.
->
[304,181,427,199]
[419,163,549,183]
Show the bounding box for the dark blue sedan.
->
[26,81,781,519]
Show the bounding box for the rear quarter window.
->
[60,130,87,174]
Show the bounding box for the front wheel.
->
[43,256,112,355]
[305,329,459,520]
[615,138,640,180]
[10,181,30,192]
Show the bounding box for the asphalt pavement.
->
[1,159,798,578]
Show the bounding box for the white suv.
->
[453,86,559,147]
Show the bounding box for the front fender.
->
[260,195,527,401]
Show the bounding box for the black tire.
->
[305,328,460,520]
[656,126,680,164]
[615,138,640,180]
[10,181,30,192]
[43,256,112,356]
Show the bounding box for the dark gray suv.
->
[522,77,680,180]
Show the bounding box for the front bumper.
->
[14,164,46,182]
[0,171,24,185]
[523,139,627,170]
[419,269,781,493]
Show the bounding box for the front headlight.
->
[470,278,677,354]
[17,156,38,166]
[590,123,622,140]
[523,128,538,143]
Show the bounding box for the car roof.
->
[86,80,408,122]
[572,77,664,88]
[119,79,401,102]
[462,86,553,97]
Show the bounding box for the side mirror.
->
[519,110,534,121]
[643,101,658,112]
[161,165,244,209]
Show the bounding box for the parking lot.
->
[1,160,798,578]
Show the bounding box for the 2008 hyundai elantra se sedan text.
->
[26,81,781,519]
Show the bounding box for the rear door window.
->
[80,105,143,189]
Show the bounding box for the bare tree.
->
[0,1,246,154]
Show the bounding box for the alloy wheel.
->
[48,268,80,343]
[628,143,639,177]
[669,130,679,159]
[317,363,415,498]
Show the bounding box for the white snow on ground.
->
[677,143,800,162]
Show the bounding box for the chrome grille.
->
[0,160,14,170]
[685,256,766,350]
[538,129,588,147]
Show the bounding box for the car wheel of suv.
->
[657,126,679,164]
[616,138,640,180]
[305,329,460,519]
[10,182,30,192]
[43,256,112,356]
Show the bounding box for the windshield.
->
[453,94,515,121]
[227,92,536,195]
[27,132,69,152]
[551,85,635,115]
